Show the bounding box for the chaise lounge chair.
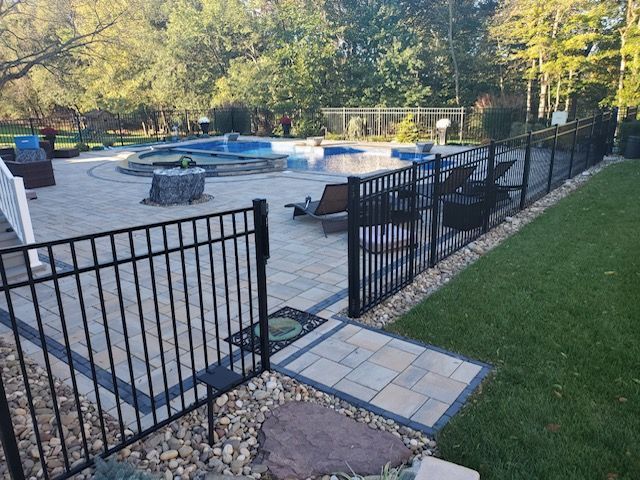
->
[393,164,477,212]
[285,183,349,237]
[461,159,517,197]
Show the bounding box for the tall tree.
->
[0,0,131,91]
[617,0,640,107]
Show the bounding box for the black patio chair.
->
[394,164,477,211]
[461,159,517,197]
[285,183,349,236]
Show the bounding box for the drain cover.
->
[226,307,327,355]
[254,316,303,342]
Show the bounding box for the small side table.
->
[197,366,244,445]
[442,193,484,231]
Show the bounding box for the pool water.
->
[185,140,433,174]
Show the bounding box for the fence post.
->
[252,198,271,371]
[609,108,618,154]
[347,176,361,317]
[519,132,533,210]
[568,119,579,178]
[342,107,347,137]
[428,154,442,267]
[0,374,25,480]
[459,107,464,143]
[546,124,560,193]
[584,115,596,169]
[483,141,496,232]
[407,163,419,282]
[117,113,125,146]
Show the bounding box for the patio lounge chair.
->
[394,165,477,210]
[461,159,517,197]
[285,183,349,236]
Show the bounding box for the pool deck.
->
[0,138,487,434]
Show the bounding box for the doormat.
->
[226,307,327,355]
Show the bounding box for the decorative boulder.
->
[149,167,205,205]
[256,402,412,478]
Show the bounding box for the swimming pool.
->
[186,140,433,174]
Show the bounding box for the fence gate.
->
[0,200,271,480]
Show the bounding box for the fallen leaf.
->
[617,397,628,403]
[604,271,616,275]
[607,473,619,480]
[545,423,561,433]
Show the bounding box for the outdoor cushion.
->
[359,223,411,253]
[16,148,47,163]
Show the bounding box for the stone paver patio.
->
[0,141,489,434]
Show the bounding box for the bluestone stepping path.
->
[272,317,491,434]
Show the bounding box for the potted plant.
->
[198,116,211,135]
[40,127,58,151]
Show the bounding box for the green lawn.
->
[391,161,640,480]
[0,124,156,149]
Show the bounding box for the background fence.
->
[0,201,270,479]
[347,111,616,317]
[320,106,615,144]
[0,108,254,150]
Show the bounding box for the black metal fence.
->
[322,107,567,144]
[0,200,270,479]
[0,108,254,150]
[347,111,617,317]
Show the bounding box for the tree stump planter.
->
[148,167,206,205]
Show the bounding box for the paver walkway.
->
[271,317,490,433]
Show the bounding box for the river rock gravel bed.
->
[353,157,625,329]
[1,335,435,480]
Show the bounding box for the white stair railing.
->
[0,157,41,269]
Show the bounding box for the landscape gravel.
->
[0,337,435,480]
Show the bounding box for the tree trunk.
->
[617,0,637,122]
[447,0,460,106]
[538,70,549,120]
[526,60,535,126]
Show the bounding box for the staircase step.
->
[0,264,29,285]
[0,251,26,270]
[0,230,18,243]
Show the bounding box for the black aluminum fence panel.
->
[0,108,254,151]
[347,111,616,317]
[322,107,536,144]
[0,202,270,480]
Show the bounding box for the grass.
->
[391,161,640,480]
[0,124,157,149]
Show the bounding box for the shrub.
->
[509,121,549,138]
[619,120,640,153]
[93,458,153,480]
[75,142,90,151]
[395,114,419,143]
[103,139,115,147]
[346,116,365,139]
[324,131,344,140]
[293,115,323,137]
